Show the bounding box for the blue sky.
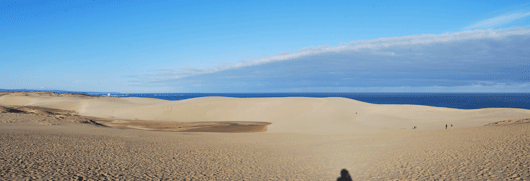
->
[1,0,530,93]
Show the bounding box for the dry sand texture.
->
[1,91,530,180]
[1,117,529,180]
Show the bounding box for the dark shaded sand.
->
[1,109,530,180]
[98,119,270,133]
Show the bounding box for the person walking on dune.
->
[446,124,447,129]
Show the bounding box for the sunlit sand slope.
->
[1,92,529,134]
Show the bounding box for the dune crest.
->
[1,92,529,134]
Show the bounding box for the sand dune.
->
[1,91,529,134]
[2,91,530,180]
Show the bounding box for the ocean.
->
[99,93,530,110]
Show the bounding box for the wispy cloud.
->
[465,12,530,30]
[276,51,291,56]
[132,27,530,92]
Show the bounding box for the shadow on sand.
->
[337,169,352,181]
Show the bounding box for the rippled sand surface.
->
[1,115,529,180]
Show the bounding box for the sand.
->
[1,91,530,180]
[1,91,529,134]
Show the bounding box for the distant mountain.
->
[0,89,121,95]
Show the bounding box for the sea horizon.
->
[2,89,529,110]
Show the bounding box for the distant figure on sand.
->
[451,124,453,129]
[446,124,447,129]
[413,126,417,129]
[337,169,352,181]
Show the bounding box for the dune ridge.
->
[1,91,529,134]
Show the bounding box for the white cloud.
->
[465,12,530,30]
[141,27,530,81]
[132,27,530,92]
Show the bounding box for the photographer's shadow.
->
[337,169,352,181]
